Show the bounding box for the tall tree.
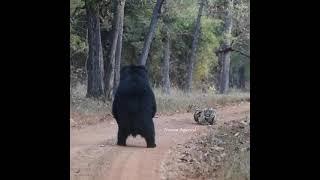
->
[185,0,205,93]
[113,0,126,96]
[137,0,165,66]
[216,0,234,94]
[104,0,123,100]
[214,0,250,93]
[160,1,171,94]
[161,26,171,94]
[85,0,105,98]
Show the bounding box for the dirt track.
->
[70,102,250,180]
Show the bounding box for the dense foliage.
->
[70,0,250,92]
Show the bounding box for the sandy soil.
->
[70,102,250,180]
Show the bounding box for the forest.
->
[70,1,250,179]
[70,0,250,101]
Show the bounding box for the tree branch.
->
[215,47,232,54]
[215,47,250,58]
[232,48,250,58]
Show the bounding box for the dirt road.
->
[70,102,250,180]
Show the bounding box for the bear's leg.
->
[117,127,128,146]
[143,122,156,148]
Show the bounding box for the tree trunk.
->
[239,65,245,89]
[137,0,165,66]
[85,1,105,98]
[161,28,171,94]
[219,49,231,93]
[113,0,125,96]
[104,0,122,100]
[185,0,204,93]
[218,0,234,94]
[101,28,113,100]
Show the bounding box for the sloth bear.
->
[112,65,157,148]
